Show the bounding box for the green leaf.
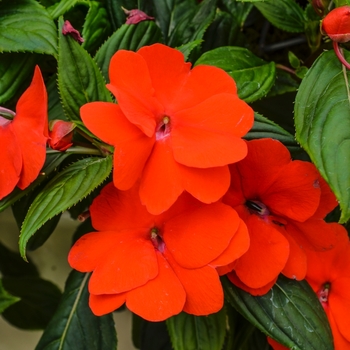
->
[294,49,350,223]
[246,113,299,152]
[19,156,112,259]
[0,53,37,104]
[57,17,112,127]
[166,309,226,350]
[223,276,334,350]
[176,40,203,61]
[94,21,163,82]
[2,276,61,329]
[255,0,305,33]
[0,0,57,56]
[0,152,71,213]
[267,69,299,97]
[82,1,111,54]
[36,271,117,350]
[195,46,276,103]
[0,279,20,314]
[47,0,79,19]
[220,0,253,26]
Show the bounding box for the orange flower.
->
[220,138,338,295]
[0,66,48,199]
[80,43,254,214]
[306,223,350,350]
[68,182,249,321]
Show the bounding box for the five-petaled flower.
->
[0,66,48,200]
[68,182,249,321]
[220,138,338,295]
[80,43,254,214]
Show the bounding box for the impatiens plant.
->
[2,0,350,349]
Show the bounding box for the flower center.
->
[245,200,270,217]
[150,227,165,253]
[317,283,330,307]
[155,116,171,141]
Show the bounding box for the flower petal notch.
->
[0,66,48,200]
[221,138,339,295]
[80,43,254,214]
[68,182,249,321]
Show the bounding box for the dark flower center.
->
[317,283,330,306]
[155,116,171,141]
[245,200,270,217]
[150,227,165,253]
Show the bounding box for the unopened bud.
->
[122,7,154,25]
[48,120,75,151]
[62,20,84,44]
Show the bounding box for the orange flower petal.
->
[262,161,320,222]
[281,231,307,281]
[313,175,338,219]
[210,219,250,268]
[237,139,291,199]
[90,182,154,232]
[267,337,290,350]
[89,292,126,316]
[81,102,155,190]
[329,278,350,342]
[126,252,186,321]
[222,164,245,208]
[287,219,340,252]
[165,251,224,315]
[170,64,238,112]
[12,66,48,189]
[68,230,158,294]
[235,215,289,288]
[164,202,240,268]
[171,93,252,168]
[107,50,163,137]
[179,163,231,204]
[328,310,350,349]
[139,139,183,214]
[137,44,191,112]
[0,124,21,199]
[226,271,277,296]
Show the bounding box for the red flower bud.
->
[122,8,154,25]
[322,6,350,43]
[48,120,75,151]
[62,20,84,44]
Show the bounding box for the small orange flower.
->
[306,224,350,350]
[68,182,249,321]
[220,138,338,295]
[80,43,254,214]
[0,66,48,199]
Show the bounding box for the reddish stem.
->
[333,41,350,70]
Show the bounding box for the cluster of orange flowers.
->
[1,43,349,348]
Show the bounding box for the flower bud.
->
[48,120,75,151]
[62,20,84,44]
[122,8,154,25]
[322,6,350,43]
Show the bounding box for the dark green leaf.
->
[294,49,350,223]
[138,318,172,350]
[2,276,61,330]
[0,152,71,213]
[220,0,253,26]
[245,113,299,152]
[36,271,117,350]
[57,17,112,127]
[223,276,333,350]
[254,0,305,33]
[167,309,226,350]
[94,21,163,82]
[47,75,66,121]
[47,0,79,19]
[195,46,276,102]
[0,279,20,314]
[0,0,57,55]
[0,53,37,104]
[0,242,39,277]
[176,40,202,61]
[19,156,112,259]
[267,70,299,97]
[82,1,111,54]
